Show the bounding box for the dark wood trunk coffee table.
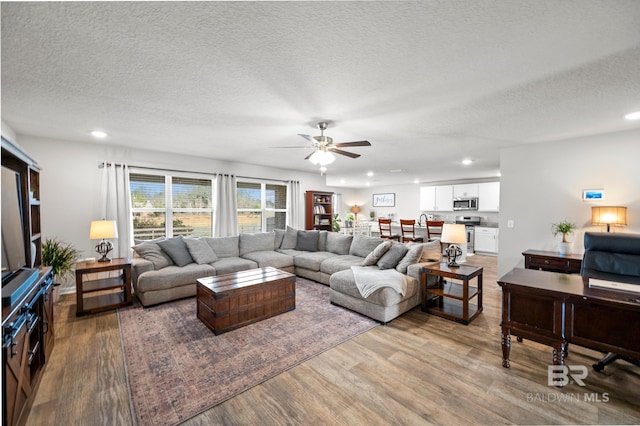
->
[196,267,296,335]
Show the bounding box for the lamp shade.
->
[591,206,627,226]
[350,205,361,214]
[89,220,118,239]
[441,223,467,244]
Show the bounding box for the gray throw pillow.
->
[296,230,319,252]
[349,234,386,258]
[131,242,173,269]
[184,238,218,264]
[377,243,409,270]
[396,243,424,274]
[239,232,276,256]
[362,241,392,266]
[326,232,353,255]
[280,226,298,250]
[274,229,285,249]
[157,236,194,267]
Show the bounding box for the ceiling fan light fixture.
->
[309,150,335,165]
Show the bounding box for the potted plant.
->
[369,211,375,221]
[332,213,341,232]
[345,212,355,227]
[42,238,80,302]
[551,220,577,255]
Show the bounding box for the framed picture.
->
[583,189,604,201]
[373,193,395,207]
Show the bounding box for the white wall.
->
[16,135,339,260]
[498,128,640,277]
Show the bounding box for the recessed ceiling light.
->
[389,169,404,173]
[413,179,420,184]
[90,130,108,138]
[497,171,502,177]
[462,159,473,165]
[366,171,374,177]
[624,111,640,120]
[365,182,371,186]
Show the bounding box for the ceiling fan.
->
[274,122,371,166]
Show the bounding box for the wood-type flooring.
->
[26,255,640,425]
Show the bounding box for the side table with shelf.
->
[522,249,583,274]
[75,258,132,316]
[421,263,483,325]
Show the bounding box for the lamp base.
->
[95,239,114,263]
[444,244,463,268]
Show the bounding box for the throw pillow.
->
[420,240,442,262]
[157,236,194,267]
[274,229,285,249]
[377,243,409,270]
[183,237,218,264]
[280,226,298,250]
[362,241,392,266]
[131,242,173,269]
[296,230,319,252]
[396,243,424,274]
[349,234,386,258]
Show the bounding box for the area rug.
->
[118,277,378,426]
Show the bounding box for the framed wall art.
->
[373,193,395,207]
[583,189,604,201]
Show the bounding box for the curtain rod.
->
[97,162,291,184]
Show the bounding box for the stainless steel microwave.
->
[453,197,478,211]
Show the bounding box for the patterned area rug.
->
[118,277,378,426]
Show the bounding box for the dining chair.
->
[426,220,445,251]
[399,219,424,243]
[378,218,400,241]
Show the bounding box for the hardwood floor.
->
[27,255,640,425]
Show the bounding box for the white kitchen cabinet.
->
[474,226,499,253]
[453,183,479,198]
[478,182,500,212]
[420,185,453,211]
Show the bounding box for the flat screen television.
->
[1,165,27,281]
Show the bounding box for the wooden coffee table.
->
[196,267,296,335]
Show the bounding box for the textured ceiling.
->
[2,1,640,187]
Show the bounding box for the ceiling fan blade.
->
[298,134,317,143]
[304,151,316,160]
[270,146,312,148]
[330,148,360,158]
[334,140,371,148]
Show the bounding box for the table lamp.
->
[591,206,627,232]
[90,220,118,262]
[441,223,467,267]
[350,205,361,221]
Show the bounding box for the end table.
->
[75,258,132,316]
[421,262,483,325]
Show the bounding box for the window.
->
[237,181,287,233]
[130,172,213,240]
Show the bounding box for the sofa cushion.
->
[132,242,174,269]
[296,230,319,252]
[183,238,218,264]
[274,229,286,249]
[294,251,338,271]
[157,237,193,267]
[136,263,215,293]
[205,236,239,258]
[329,268,419,307]
[280,226,298,250]
[396,243,423,274]
[326,232,353,255]
[210,257,258,275]
[318,231,328,251]
[241,250,294,269]
[240,232,276,256]
[377,243,409,270]
[320,255,365,275]
[362,241,392,266]
[349,234,386,258]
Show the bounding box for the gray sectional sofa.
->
[131,227,441,322]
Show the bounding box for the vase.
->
[558,242,573,255]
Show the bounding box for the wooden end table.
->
[75,258,132,316]
[421,262,483,325]
[522,249,583,274]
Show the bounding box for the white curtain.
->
[100,162,132,257]
[333,192,343,222]
[287,180,302,229]
[214,174,238,237]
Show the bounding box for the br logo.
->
[548,365,588,386]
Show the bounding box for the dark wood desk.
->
[522,249,583,274]
[498,268,640,370]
